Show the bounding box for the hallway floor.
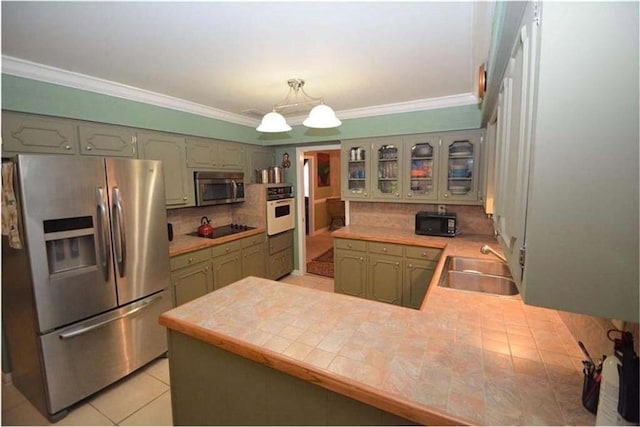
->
[305,228,334,264]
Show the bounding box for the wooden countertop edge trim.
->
[332,230,448,250]
[169,227,266,257]
[159,314,473,426]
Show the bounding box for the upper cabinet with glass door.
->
[371,137,403,200]
[439,131,481,202]
[403,134,439,202]
[341,139,371,200]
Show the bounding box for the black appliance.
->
[415,211,457,237]
[187,224,256,239]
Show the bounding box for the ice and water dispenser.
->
[44,217,97,276]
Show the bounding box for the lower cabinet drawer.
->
[367,241,403,257]
[334,238,366,252]
[404,246,442,261]
[170,248,211,271]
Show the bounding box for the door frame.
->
[295,143,341,274]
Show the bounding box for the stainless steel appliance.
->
[415,211,457,237]
[194,171,244,206]
[266,184,295,236]
[2,154,172,421]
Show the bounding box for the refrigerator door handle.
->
[58,294,163,340]
[112,187,127,277]
[96,187,111,281]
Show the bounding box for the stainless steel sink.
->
[438,256,519,296]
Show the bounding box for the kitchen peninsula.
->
[159,227,594,425]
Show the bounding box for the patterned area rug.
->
[306,248,334,278]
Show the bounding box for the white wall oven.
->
[266,184,295,236]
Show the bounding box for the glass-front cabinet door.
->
[342,139,370,199]
[403,134,439,201]
[440,131,480,202]
[371,137,403,200]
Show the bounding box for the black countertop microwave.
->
[415,212,457,237]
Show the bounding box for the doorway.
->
[295,144,341,272]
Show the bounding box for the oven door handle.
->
[273,199,292,205]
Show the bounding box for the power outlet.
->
[437,205,446,215]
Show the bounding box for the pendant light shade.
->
[256,78,341,133]
[303,104,342,129]
[256,111,292,133]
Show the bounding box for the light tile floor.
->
[2,357,172,426]
[1,274,333,427]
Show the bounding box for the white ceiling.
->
[1,1,495,126]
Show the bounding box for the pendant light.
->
[256,79,341,133]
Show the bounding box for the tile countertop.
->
[168,226,266,257]
[160,225,594,426]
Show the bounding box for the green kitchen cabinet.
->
[439,130,481,202]
[403,134,440,202]
[334,238,441,309]
[2,111,78,156]
[487,2,639,322]
[341,139,371,200]
[403,246,441,309]
[370,136,404,201]
[212,240,243,289]
[137,131,191,207]
[367,242,403,306]
[241,234,267,279]
[218,141,245,171]
[186,137,219,169]
[341,131,482,205]
[170,249,214,307]
[78,123,137,157]
[334,239,367,298]
[267,230,294,280]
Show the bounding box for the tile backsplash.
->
[348,202,494,235]
[166,183,266,236]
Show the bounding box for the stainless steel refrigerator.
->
[2,154,172,421]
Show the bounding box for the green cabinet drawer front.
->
[211,240,242,258]
[334,238,366,252]
[170,248,212,271]
[367,255,403,305]
[367,242,403,257]
[334,248,367,298]
[241,233,266,249]
[268,230,293,255]
[404,246,442,261]
[403,260,436,309]
[171,261,213,307]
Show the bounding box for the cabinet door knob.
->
[444,193,449,198]
[395,262,400,266]
[347,243,352,248]
[64,145,72,150]
[86,146,92,151]
[422,252,427,257]
[382,247,387,252]
[188,257,193,264]
[359,256,364,262]
[183,196,188,201]
[395,193,399,197]
[408,263,413,268]
[364,192,368,197]
[407,193,412,197]
[225,248,230,253]
[205,267,209,271]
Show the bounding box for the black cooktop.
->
[188,224,256,239]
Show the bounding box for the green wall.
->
[2,74,481,147]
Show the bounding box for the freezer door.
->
[39,290,171,415]
[15,155,118,333]
[106,158,170,305]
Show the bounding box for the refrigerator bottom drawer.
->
[39,290,172,415]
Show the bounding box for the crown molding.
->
[1,55,258,127]
[286,93,479,125]
[3,55,479,129]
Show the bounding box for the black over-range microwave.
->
[415,212,457,237]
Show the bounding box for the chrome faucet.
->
[480,245,507,263]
